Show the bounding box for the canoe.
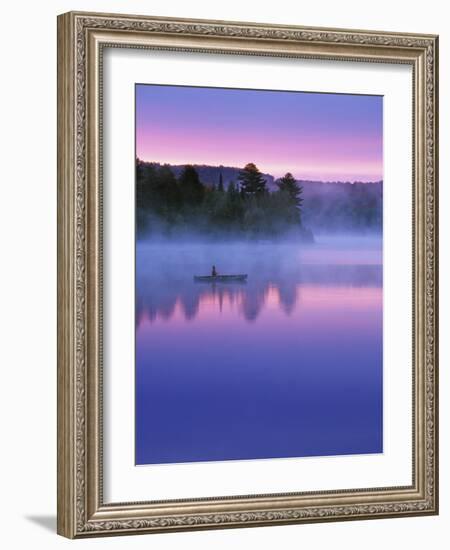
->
[194,274,248,282]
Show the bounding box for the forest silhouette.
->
[136,160,311,239]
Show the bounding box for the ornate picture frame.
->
[57,11,438,538]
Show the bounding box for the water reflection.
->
[136,263,382,325]
[136,238,383,464]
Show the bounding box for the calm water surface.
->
[136,237,383,465]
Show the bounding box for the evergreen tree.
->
[223,180,243,229]
[238,163,267,197]
[157,165,180,213]
[179,165,205,205]
[136,158,146,185]
[277,172,303,223]
[136,161,158,211]
[218,171,224,193]
[277,172,303,207]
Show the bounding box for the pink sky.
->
[136,84,383,182]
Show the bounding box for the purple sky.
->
[136,84,383,182]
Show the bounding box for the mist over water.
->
[136,235,383,465]
[136,236,381,323]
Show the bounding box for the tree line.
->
[136,160,308,238]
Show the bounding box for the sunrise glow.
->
[136,84,383,182]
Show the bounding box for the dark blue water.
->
[136,238,383,465]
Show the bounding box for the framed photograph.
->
[57,11,439,538]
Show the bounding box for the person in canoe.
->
[211,265,217,277]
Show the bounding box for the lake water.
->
[136,237,383,465]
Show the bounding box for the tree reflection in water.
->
[136,262,382,326]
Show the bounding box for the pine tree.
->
[157,165,181,212]
[238,163,267,197]
[277,173,303,207]
[277,172,303,224]
[218,171,224,193]
[136,160,159,211]
[179,165,205,205]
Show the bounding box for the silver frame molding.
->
[57,11,439,538]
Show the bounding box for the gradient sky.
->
[136,84,383,182]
